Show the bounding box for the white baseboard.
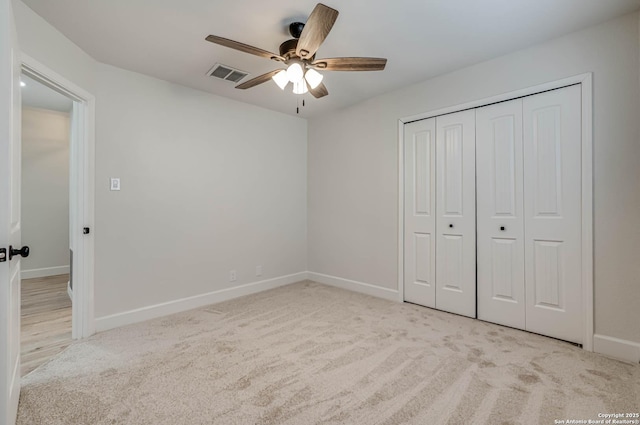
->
[22,265,70,279]
[95,272,308,332]
[593,334,640,364]
[307,272,399,301]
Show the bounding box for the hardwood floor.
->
[21,274,72,377]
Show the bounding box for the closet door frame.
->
[397,73,593,351]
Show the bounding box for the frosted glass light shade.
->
[286,63,304,83]
[304,69,323,89]
[292,80,308,94]
[272,70,289,90]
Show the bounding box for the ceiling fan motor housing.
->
[279,39,298,60]
[279,38,314,62]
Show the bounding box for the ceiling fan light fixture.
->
[292,80,308,95]
[272,70,289,90]
[304,68,323,89]
[286,62,304,83]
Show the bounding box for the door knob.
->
[500,226,505,231]
[449,224,454,228]
[9,245,30,260]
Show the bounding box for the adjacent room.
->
[19,74,74,377]
[1,0,639,424]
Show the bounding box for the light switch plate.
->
[110,178,120,191]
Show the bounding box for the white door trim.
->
[21,54,96,339]
[397,73,594,351]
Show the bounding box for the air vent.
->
[207,64,248,83]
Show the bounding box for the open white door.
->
[0,0,22,423]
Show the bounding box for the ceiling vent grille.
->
[207,64,248,83]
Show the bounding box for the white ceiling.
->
[21,0,640,118]
[21,74,73,113]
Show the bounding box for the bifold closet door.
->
[476,99,526,329]
[523,85,582,344]
[404,118,436,308]
[435,110,476,318]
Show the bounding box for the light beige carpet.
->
[17,281,639,425]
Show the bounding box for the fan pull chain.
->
[295,95,306,115]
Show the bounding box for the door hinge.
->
[0,248,5,262]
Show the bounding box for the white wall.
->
[15,1,308,321]
[94,64,307,317]
[21,107,70,276]
[308,12,640,345]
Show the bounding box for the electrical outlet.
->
[256,265,262,276]
[229,270,237,282]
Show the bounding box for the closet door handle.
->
[449,224,454,228]
[500,226,505,231]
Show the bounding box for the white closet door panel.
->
[436,110,476,317]
[477,99,526,329]
[404,118,436,307]
[523,85,582,344]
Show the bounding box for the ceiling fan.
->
[205,3,387,99]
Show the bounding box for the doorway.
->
[20,74,73,375]
[20,55,96,352]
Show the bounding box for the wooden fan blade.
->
[307,81,328,98]
[235,69,282,89]
[296,4,339,59]
[311,57,387,71]
[206,35,284,62]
